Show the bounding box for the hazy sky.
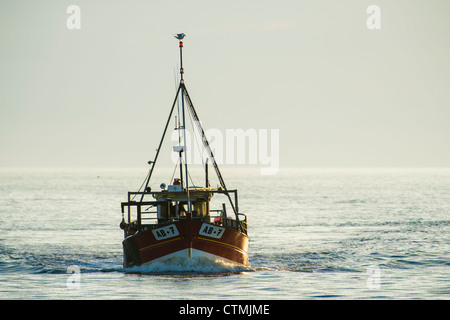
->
[1,0,449,168]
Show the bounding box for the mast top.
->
[175,33,185,47]
[174,33,186,80]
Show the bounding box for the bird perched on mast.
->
[174,33,186,40]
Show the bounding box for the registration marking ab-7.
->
[152,224,179,240]
[199,223,225,239]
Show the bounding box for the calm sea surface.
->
[0,167,449,299]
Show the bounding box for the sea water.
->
[0,167,449,299]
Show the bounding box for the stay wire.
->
[131,168,151,201]
[186,94,206,170]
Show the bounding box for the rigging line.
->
[170,156,180,183]
[183,85,226,188]
[182,84,240,225]
[141,83,182,201]
[174,150,196,188]
[187,99,206,170]
[132,168,151,201]
[187,165,195,187]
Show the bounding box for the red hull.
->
[123,218,249,268]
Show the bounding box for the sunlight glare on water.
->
[1,167,449,299]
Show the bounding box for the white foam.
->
[124,257,253,274]
[124,248,253,274]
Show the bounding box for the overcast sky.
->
[1,0,449,168]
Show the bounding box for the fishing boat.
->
[119,34,249,269]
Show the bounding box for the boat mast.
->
[174,69,184,189]
[176,33,192,214]
[141,34,239,225]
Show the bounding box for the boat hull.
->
[122,219,249,269]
